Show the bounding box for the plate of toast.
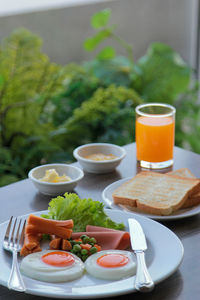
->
[102,168,200,221]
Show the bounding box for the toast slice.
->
[168,168,196,179]
[168,168,200,208]
[112,171,200,215]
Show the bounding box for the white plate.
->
[0,209,183,298]
[102,177,200,221]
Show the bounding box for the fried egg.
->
[85,250,136,280]
[20,250,84,283]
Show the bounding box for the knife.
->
[128,218,154,292]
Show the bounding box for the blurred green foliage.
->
[0,29,66,185]
[132,43,191,103]
[53,85,143,156]
[0,9,199,187]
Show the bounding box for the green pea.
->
[81,249,88,255]
[89,237,96,244]
[73,244,81,252]
[82,236,90,244]
[80,234,87,240]
[90,247,98,254]
[75,241,82,245]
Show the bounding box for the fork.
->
[3,216,26,292]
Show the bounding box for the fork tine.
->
[19,219,26,247]
[5,217,26,292]
[15,219,22,248]
[10,217,17,247]
[4,216,13,241]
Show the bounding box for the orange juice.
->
[136,116,175,163]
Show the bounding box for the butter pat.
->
[40,169,71,183]
[84,153,118,161]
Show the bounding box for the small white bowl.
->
[28,163,84,196]
[73,143,126,174]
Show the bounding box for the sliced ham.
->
[72,225,130,250]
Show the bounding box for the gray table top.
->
[0,143,200,300]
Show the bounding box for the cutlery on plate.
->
[3,216,26,292]
[128,218,154,292]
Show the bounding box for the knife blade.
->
[128,218,154,292]
[128,218,147,251]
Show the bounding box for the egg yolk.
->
[41,251,75,267]
[97,254,129,268]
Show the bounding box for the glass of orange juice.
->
[135,103,176,169]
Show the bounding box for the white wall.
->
[0,0,198,69]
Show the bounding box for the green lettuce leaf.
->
[42,192,125,232]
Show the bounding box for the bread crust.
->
[168,168,196,179]
[112,171,200,215]
[168,168,200,208]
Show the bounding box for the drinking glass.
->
[135,103,176,169]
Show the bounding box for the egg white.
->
[20,250,85,283]
[85,250,136,280]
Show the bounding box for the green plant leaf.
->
[97,46,116,60]
[59,85,143,149]
[91,9,111,29]
[132,42,191,103]
[0,174,19,187]
[0,74,4,87]
[0,28,67,186]
[84,56,133,87]
[84,28,113,51]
